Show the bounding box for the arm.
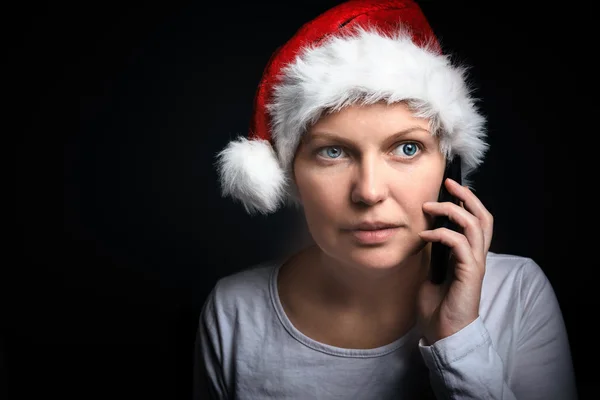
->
[193,286,228,400]
[510,260,577,399]
[419,316,517,399]
[418,260,578,399]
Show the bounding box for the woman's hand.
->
[417,178,494,345]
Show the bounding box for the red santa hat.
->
[216,0,488,215]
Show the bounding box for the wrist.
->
[424,315,480,345]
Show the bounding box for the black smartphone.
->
[429,155,462,285]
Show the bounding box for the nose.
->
[350,156,389,206]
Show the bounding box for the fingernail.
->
[447,178,462,187]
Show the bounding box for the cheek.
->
[295,168,347,226]
[410,156,446,200]
[418,170,446,227]
[391,168,444,224]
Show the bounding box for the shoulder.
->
[201,259,281,322]
[483,251,552,309]
[217,260,278,297]
[197,260,283,353]
[485,251,546,286]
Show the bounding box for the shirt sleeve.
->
[418,259,578,399]
[193,285,229,400]
[509,260,578,399]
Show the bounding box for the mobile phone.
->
[429,155,462,285]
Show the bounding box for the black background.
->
[9,0,594,398]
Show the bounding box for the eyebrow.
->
[304,126,431,146]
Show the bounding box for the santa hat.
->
[216,0,488,215]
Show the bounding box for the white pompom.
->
[216,137,288,215]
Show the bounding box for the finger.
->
[419,227,482,281]
[444,178,494,253]
[422,201,485,265]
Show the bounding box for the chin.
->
[333,237,425,271]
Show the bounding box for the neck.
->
[305,244,431,318]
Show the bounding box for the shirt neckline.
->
[268,258,420,358]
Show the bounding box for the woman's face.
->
[293,101,446,271]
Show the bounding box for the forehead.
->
[306,101,432,140]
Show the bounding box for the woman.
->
[194,1,577,398]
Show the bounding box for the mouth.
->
[350,222,401,231]
[346,225,401,244]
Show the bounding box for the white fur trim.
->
[216,137,288,215]
[267,26,489,189]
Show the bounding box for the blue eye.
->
[394,142,420,158]
[318,146,345,159]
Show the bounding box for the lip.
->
[351,222,400,231]
[348,227,400,244]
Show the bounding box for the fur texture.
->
[219,27,489,214]
[268,27,488,189]
[216,137,288,215]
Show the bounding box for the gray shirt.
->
[193,252,577,399]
